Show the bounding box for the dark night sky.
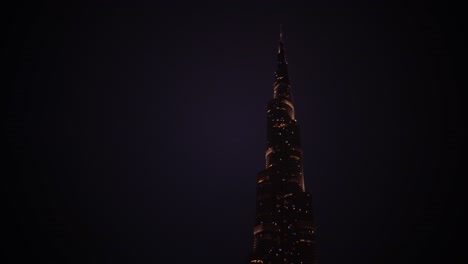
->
[3,1,465,263]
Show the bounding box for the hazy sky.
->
[4,1,464,263]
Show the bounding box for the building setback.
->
[248,30,316,264]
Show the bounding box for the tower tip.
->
[279,24,283,41]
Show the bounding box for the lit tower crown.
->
[248,28,316,264]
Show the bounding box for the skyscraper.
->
[248,30,316,264]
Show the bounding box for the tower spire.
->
[277,24,286,59]
[280,24,283,42]
[275,25,290,92]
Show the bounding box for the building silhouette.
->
[248,30,316,264]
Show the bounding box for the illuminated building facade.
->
[248,31,316,264]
